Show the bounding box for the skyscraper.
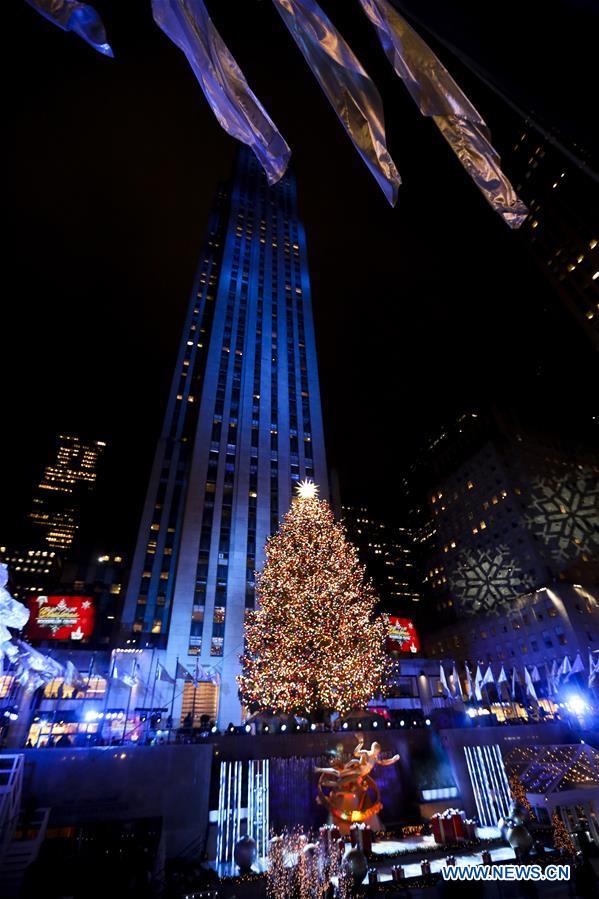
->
[121,149,329,725]
[29,434,106,552]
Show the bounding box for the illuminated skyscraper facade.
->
[29,434,106,552]
[121,149,328,725]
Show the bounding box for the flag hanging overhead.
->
[357,0,528,227]
[589,652,599,689]
[271,0,400,205]
[25,0,113,56]
[152,0,290,185]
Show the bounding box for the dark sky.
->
[6,0,598,557]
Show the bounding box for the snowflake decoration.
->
[525,471,599,565]
[448,544,536,614]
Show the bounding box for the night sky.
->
[6,0,598,556]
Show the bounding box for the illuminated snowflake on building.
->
[448,545,536,613]
[525,470,599,565]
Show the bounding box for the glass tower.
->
[121,148,329,725]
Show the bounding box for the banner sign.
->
[387,616,420,654]
[27,596,95,641]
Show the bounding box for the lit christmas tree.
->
[238,481,389,718]
[508,774,536,821]
[551,812,576,856]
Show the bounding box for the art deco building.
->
[29,434,106,552]
[121,149,328,726]
[405,411,599,622]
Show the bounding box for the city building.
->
[403,411,599,623]
[342,505,422,611]
[120,148,329,726]
[58,552,128,647]
[508,127,599,349]
[0,545,61,600]
[29,434,106,552]
[425,583,599,676]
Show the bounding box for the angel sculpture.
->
[316,738,400,830]
[0,563,63,689]
[0,563,30,662]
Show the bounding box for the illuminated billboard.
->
[386,617,420,654]
[26,596,95,641]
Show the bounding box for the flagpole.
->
[147,657,159,744]
[191,656,199,730]
[100,653,117,743]
[143,648,156,742]
[123,675,134,744]
[169,657,178,743]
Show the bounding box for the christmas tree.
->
[508,774,536,821]
[238,481,389,717]
[551,812,576,856]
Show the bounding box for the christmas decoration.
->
[358,0,527,227]
[22,0,527,225]
[25,0,113,56]
[508,774,536,821]
[0,563,30,662]
[551,812,576,856]
[238,484,389,716]
[152,0,290,185]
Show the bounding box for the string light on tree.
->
[238,484,389,717]
[551,812,576,856]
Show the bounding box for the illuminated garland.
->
[508,774,536,821]
[551,812,576,856]
[238,493,389,716]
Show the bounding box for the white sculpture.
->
[0,562,63,688]
[0,563,30,662]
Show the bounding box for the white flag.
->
[439,663,451,698]
[474,665,483,702]
[570,653,585,676]
[451,664,464,700]
[560,656,573,683]
[64,659,82,688]
[531,666,541,683]
[465,663,474,700]
[497,665,507,697]
[589,652,599,688]
[524,667,538,702]
[122,659,139,688]
[511,667,521,700]
[482,665,495,686]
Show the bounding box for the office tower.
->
[121,148,329,726]
[405,411,599,622]
[29,435,106,552]
[0,544,61,600]
[342,505,422,610]
[508,130,598,348]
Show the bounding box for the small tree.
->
[551,812,576,856]
[508,773,536,821]
[238,482,388,717]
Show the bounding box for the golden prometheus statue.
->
[316,738,400,832]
